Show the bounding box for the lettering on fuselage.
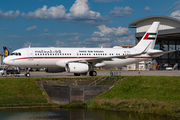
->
[79,50,104,53]
[35,50,61,54]
[123,51,131,55]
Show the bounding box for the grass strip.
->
[0,77,47,105]
[87,76,180,117]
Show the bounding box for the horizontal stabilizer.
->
[148,50,176,57]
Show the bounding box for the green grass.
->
[0,76,104,107]
[98,76,125,86]
[0,77,47,105]
[2,76,180,117]
[99,76,180,102]
[87,76,180,116]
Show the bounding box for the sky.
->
[0,0,180,51]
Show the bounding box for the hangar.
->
[129,15,180,70]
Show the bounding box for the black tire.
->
[89,71,93,76]
[25,73,30,77]
[81,72,87,76]
[74,73,80,76]
[89,71,97,76]
[93,71,97,76]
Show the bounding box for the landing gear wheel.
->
[25,73,30,77]
[74,73,80,76]
[93,71,97,76]
[89,71,93,76]
[89,71,97,76]
[81,72,87,76]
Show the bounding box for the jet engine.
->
[45,68,65,73]
[65,63,91,73]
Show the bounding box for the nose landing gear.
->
[25,68,30,77]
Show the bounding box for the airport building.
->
[129,15,180,70]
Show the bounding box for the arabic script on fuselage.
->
[35,50,61,54]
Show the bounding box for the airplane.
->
[3,22,175,77]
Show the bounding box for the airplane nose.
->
[3,57,10,65]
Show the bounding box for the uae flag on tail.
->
[143,33,156,40]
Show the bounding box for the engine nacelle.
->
[45,68,65,73]
[65,63,91,73]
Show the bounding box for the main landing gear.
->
[73,71,97,76]
[74,73,80,76]
[89,71,97,76]
[74,72,88,76]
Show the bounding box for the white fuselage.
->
[3,47,154,68]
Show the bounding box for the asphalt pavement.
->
[23,70,180,77]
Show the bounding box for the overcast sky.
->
[0,0,180,51]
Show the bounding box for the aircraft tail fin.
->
[3,46,10,56]
[134,22,160,53]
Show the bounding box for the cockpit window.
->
[11,52,21,56]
